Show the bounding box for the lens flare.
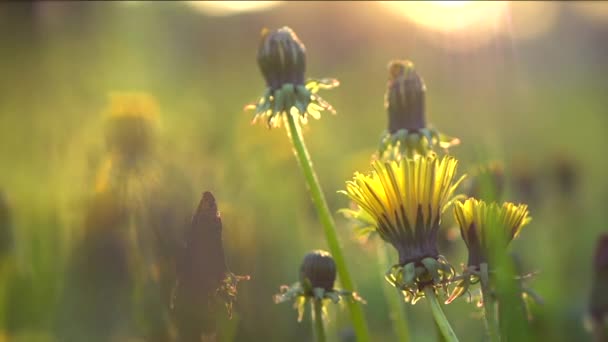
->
[379,1,508,33]
[378,1,509,51]
[186,1,283,16]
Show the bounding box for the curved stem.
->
[285,113,370,342]
[424,287,459,342]
[312,299,326,342]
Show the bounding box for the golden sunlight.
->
[186,1,283,16]
[378,1,508,33]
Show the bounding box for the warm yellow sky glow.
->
[186,1,283,16]
[505,2,559,42]
[379,1,509,33]
[377,1,563,51]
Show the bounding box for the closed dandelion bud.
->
[247,27,338,128]
[378,61,458,160]
[300,250,337,292]
[275,250,364,322]
[590,234,608,338]
[258,27,306,91]
[386,60,426,133]
[172,191,248,340]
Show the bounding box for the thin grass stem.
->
[285,112,370,342]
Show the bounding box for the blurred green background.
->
[0,1,607,341]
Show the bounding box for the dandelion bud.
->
[378,60,458,160]
[590,234,608,333]
[172,191,248,340]
[275,249,363,321]
[257,27,306,91]
[300,250,337,292]
[248,27,338,128]
[386,60,426,133]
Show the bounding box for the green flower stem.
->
[284,113,370,342]
[376,239,410,341]
[312,299,326,342]
[480,264,500,342]
[424,287,459,342]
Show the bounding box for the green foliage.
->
[0,2,605,341]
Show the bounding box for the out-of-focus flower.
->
[274,250,365,321]
[171,191,249,341]
[342,154,464,303]
[95,92,161,194]
[511,161,540,209]
[551,154,579,198]
[246,27,339,128]
[57,190,133,341]
[103,92,160,162]
[590,234,608,341]
[464,161,505,202]
[94,92,193,340]
[448,199,531,303]
[0,190,13,257]
[378,60,459,160]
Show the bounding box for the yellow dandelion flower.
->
[453,198,531,268]
[344,154,464,264]
[342,154,465,303]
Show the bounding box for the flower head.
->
[379,60,459,160]
[247,27,339,128]
[300,250,337,292]
[274,250,364,321]
[103,92,160,162]
[386,60,426,132]
[453,199,531,269]
[342,154,465,303]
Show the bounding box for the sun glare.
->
[375,1,566,51]
[186,1,283,16]
[379,1,508,33]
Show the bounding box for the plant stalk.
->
[376,239,410,341]
[480,263,500,342]
[424,286,459,342]
[312,299,326,342]
[285,112,370,341]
